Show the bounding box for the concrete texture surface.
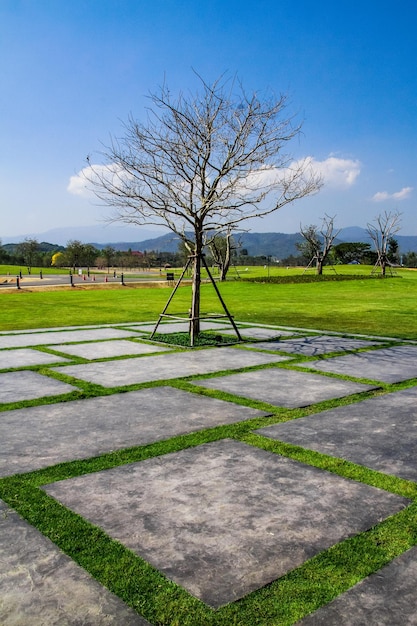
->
[1,322,416,624]
[256,386,417,481]
[52,347,290,387]
[0,348,70,368]
[44,439,409,609]
[251,335,381,356]
[297,546,417,625]
[194,368,376,407]
[0,370,78,404]
[49,339,171,359]
[0,500,149,626]
[0,387,267,477]
[303,345,417,382]
[223,326,298,339]
[0,327,142,349]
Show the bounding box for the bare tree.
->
[367,210,402,276]
[208,228,236,281]
[85,73,322,339]
[299,214,339,274]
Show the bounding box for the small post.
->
[70,274,74,287]
[40,270,43,279]
[120,272,125,285]
[16,276,20,289]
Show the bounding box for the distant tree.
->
[85,72,321,342]
[298,215,339,275]
[102,246,116,273]
[367,211,402,276]
[65,240,85,271]
[51,252,66,267]
[0,239,10,264]
[402,251,417,268]
[17,238,39,273]
[333,242,372,264]
[387,237,399,264]
[83,244,99,267]
[65,240,99,270]
[207,228,236,281]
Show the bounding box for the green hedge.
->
[241,274,399,284]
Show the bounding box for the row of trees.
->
[0,238,186,272]
[293,211,406,276]
[2,215,416,276]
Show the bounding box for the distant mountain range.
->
[3,225,417,259]
[92,227,417,259]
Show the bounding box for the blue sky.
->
[1,0,416,241]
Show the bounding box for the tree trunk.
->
[316,257,323,275]
[190,233,203,344]
[219,235,232,281]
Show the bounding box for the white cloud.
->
[304,156,361,188]
[67,164,132,198]
[67,166,94,197]
[68,155,361,203]
[372,186,413,202]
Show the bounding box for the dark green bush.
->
[241,274,399,285]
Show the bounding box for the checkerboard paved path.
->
[1,322,416,625]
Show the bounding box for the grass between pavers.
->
[1,338,417,624]
[1,410,417,626]
[1,304,417,622]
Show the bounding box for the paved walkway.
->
[0,321,416,624]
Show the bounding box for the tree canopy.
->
[85,73,322,339]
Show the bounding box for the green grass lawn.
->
[1,267,417,624]
[1,266,416,338]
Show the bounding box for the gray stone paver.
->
[0,327,142,349]
[0,387,267,477]
[250,334,382,356]
[223,326,298,339]
[0,348,70,369]
[256,386,417,481]
[0,500,149,626]
[303,345,417,382]
[297,546,417,625]
[49,339,171,359]
[1,322,416,623]
[0,371,78,404]
[194,368,376,407]
[44,439,409,609]
[52,347,290,387]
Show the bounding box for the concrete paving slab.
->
[44,440,409,609]
[297,545,417,625]
[52,347,290,387]
[49,339,171,359]
[0,327,142,349]
[0,348,70,369]
[0,500,149,626]
[0,387,267,477]
[249,335,382,356]
[0,371,78,404]
[303,345,417,382]
[194,368,376,407]
[255,387,417,481]
[221,326,298,339]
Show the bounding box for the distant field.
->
[1,265,416,338]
